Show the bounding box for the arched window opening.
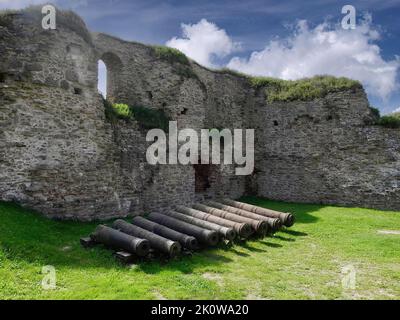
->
[97,52,123,101]
[98,59,107,98]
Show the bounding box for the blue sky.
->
[2,0,400,113]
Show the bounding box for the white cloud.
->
[166,19,240,68]
[227,16,399,100]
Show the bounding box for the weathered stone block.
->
[25,63,43,72]
[65,70,79,82]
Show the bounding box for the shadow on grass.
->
[281,229,308,237]
[137,249,235,274]
[258,241,283,248]
[272,235,296,242]
[238,242,267,253]
[227,248,250,257]
[0,202,119,269]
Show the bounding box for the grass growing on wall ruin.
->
[366,107,400,129]
[147,46,363,100]
[250,75,362,103]
[0,199,399,300]
[152,46,190,65]
[192,66,362,103]
[104,100,170,131]
[378,112,400,129]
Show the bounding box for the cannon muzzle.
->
[147,212,219,246]
[113,220,181,257]
[91,225,150,257]
[221,199,295,227]
[132,216,198,250]
[193,204,269,236]
[207,201,283,233]
[176,206,253,239]
[165,210,236,241]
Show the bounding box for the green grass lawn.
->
[0,197,399,300]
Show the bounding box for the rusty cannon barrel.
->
[176,206,253,239]
[147,212,219,246]
[132,216,198,250]
[207,201,282,233]
[90,225,150,257]
[113,220,181,257]
[193,204,269,236]
[221,199,295,227]
[164,210,236,241]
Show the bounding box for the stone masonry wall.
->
[250,88,400,210]
[1,6,400,221]
[0,7,247,219]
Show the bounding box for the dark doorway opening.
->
[193,164,211,193]
[0,73,6,83]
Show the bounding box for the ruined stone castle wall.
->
[251,88,400,210]
[92,33,249,208]
[0,8,246,219]
[0,9,96,94]
[1,7,400,220]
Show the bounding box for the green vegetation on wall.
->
[368,106,400,129]
[369,106,381,119]
[149,49,362,102]
[377,112,400,129]
[151,46,200,80]
[111,103,132,119]
[152,46,190,65]
[249,75,362,103]
[208,67,361,104]
[103,98,118,122]
[104,99,170,131]
[132,105,170,131]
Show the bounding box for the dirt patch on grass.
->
[377,230,400,235]
[152,290,167,300]
[245,292,266,300]
[202,273,224,287]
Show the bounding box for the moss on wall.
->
[367,106,400,129]
[377,113,400,129]
[152,46,190,65]
[249,75,362,102]
[104,100,170,131]
[197,65,361,104]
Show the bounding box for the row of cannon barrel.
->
[82,199,295,260]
